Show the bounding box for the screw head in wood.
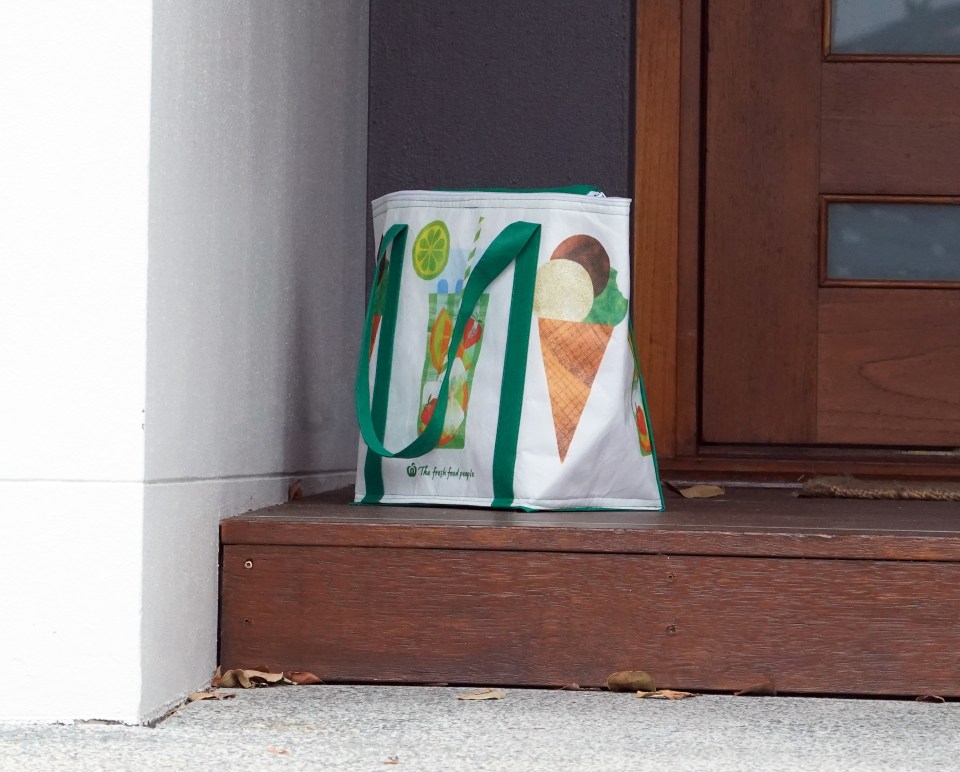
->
[244,560,254,569]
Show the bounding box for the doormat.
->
[800,475,960,501]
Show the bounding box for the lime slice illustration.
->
[412,220,450,280]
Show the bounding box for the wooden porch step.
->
[220,487,960,697]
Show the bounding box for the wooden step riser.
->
[220,544,960,696]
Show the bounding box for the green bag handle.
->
[356,221,541,464]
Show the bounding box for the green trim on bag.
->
[360,225,408,503]
[356,221,543,505]
[628,327,665,512]
[490,224,540,508]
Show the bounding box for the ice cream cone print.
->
[534,235,628,462]
[538,318,613,461]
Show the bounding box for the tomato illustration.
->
[418,382,471,445]
[456,317,483,360]
[419,398,437,433]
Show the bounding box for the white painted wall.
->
[0,3,152,723]
[0,0,368,722]
[0,3,151,483]
[141,1,368,719]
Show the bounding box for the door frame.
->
[632,0,960,480]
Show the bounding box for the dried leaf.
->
[188,689,236,702]
[212,664,268,687]
[284,671,323,685]
[917,694,946,703]
[252,671,292,686]
[636,689,697,700]
[217,668,293,689]
[267,746,290,756]
[457,688,507,701]
[288,480,304,501]
[734,680,777,697]
[561,683,581,691]
[217,669,251,689]
[606,670,656,693]
[678,484,724,499]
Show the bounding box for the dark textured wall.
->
[367,0,634,203]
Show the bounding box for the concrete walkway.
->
[1,686,958,771]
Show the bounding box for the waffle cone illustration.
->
[538,318,613,461]
[534,235,629,462]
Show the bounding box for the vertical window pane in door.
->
[832,0,960,55]
[827,202,960,282]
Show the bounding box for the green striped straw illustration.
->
[462,215,484,285]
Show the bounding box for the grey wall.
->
[147,0,368,481]
[141,0,368,718]
[367,0,634,202]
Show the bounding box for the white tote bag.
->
[355,188,663,511]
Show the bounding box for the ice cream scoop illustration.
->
[534,235,628,462]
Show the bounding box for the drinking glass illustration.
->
[417,292,489,449]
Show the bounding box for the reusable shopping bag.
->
[355,188,663,511]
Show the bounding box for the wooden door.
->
[702,0,960,448]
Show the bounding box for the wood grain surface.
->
[220,544,960,696]
[675,0,704,457]
[701,0,821,443]
[822,64,960,196]
[661,451,960,481]
[633,0,682,459]
[221,488,960,562]
[818,288,960,445]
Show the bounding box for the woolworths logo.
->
[405,464,476,480]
